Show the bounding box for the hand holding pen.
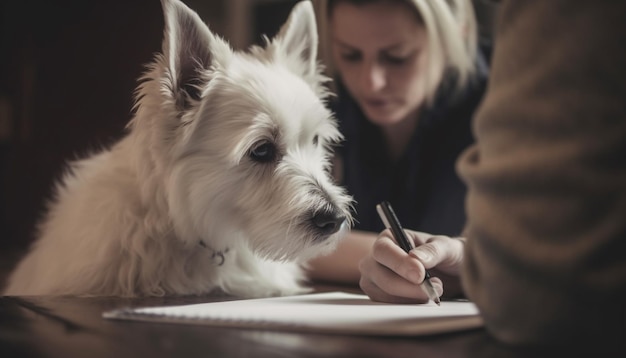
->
[374,201,441,305]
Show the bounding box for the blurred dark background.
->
[0,0,498,285]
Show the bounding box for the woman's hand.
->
[358,229,465,303]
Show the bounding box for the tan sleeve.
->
[457,0,626,346]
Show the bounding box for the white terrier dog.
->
[4,0,352,297]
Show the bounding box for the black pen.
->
[376,201,441,305]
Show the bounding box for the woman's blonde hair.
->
[320,0,478,103]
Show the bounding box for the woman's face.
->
[330,1,429,126]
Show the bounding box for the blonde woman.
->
[307,0,488,289]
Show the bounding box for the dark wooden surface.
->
[0,284,581,358]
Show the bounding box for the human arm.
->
[456,0,626,347]
[306,230,377,285]
[358,230,465,303]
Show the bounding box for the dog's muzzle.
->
[311,209,347,237]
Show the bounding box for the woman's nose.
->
[361,62,386,92]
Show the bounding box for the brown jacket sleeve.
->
[457,0,626,347]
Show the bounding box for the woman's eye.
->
[340,52,361,62]
[382,49,418,66]
[382,54,407,65]
[249,141,276,163]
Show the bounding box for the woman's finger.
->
[408,234,465,274]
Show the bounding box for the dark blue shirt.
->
[332,58,488,236]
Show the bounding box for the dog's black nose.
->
[311,210,346,236]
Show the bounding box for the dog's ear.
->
[272,1,319,82]
[160,0,231,111]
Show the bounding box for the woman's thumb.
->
[410,244,438,267]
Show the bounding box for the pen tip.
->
[434,298,441,306]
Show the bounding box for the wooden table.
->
[0,286,588,358]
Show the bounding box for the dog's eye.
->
[250,141,277,163]
[313,135,319,146]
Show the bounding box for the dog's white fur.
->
[3,0,352,297]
